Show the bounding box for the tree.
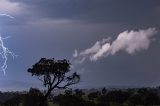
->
[53,89,85,106]
[128,94,143,106]
[74,89,85,98]
[88,91,100,101]
[137,88,160,106]
[23,88,47,106]
[107,90,130,105]
[27,58,80,102]
[97,95,110,106]
[101,87,107,95]
[2,95,21,106]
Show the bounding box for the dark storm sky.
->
[0,0,160,91]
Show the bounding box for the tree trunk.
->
[44,88,52,99]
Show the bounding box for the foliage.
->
[53,89,94,106]
[27,58,80,100]
[106,90,131,105]
[88,91,100,101]
[22,88,48,106]
[2,95,21,106]
[52,87,160,106]
[0,87,160,106]
[74,89,85,98]
[101,87,107,95]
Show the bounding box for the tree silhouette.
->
[27,58,80,102]
[128,94,143,106]
[101,87,107,95]
[53,89,85,106]
[74,89,85,98]
[107,90,130,105]
[88,91,100,101]
[2,95,21,106]
[23,88,47,106]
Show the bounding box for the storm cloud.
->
[0,0,160,89]
[7,0,160,24]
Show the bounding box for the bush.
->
[22,88,48,106]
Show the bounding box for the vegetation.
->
[52,87,160,106]
[1,58,160,106]
[22,88,47,106]
[0,87,160,106]
[27,58,80,106]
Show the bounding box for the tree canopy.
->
[28,58,80,99]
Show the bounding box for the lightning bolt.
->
[0,35,17,75]
[0,13,16,75]
[0,14,14,19]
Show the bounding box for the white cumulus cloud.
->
[73,28,157,63]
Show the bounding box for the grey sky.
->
[0,0,160,91]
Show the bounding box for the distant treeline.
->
[1,87,160,106]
